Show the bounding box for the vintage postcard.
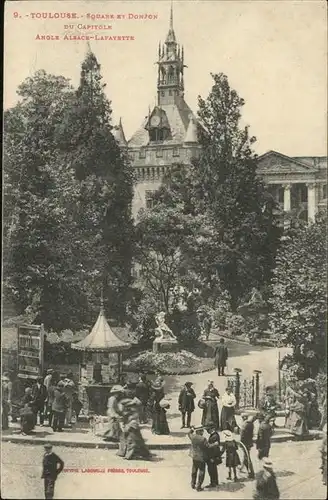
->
[2,0,327,499]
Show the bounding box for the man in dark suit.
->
[214,338,228,376]
[256,414,273,460]
[188,427,210,491]
[41,443,64,499]
[32,377,48,426]
[178,382,196,428]
[205,426,222,489]
[240,414,255,478]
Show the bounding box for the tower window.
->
[161,91,165,96]
[150,129,165,142]
[173,147,179,157]
[156,149,163,158]
[169,90,172,96]
[139,148,146,159]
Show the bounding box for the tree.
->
[3,71,81,329]
[269,211,327,380]
[4,50,135,331]
[56,48,134,322]
[136,73,282,311]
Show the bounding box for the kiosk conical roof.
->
[71,307,131,352]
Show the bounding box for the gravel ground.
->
[1,439,326,499]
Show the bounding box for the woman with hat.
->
[220,386,237,431]
[285,384,309,439]
[103,385,124,442]
[201,381,220,430]
[117,399,151,460]
[222,430,240,482]
[150,379,170,435]
[178,381,196,429]
[253,458,280,500]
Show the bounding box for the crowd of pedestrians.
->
[1,369,82,435]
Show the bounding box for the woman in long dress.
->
[117,401,151,460]
[201,381,220,429]
[285,386,309,438]
[150,379,170,435]
[220,387,237,431]
[103,385,124,442]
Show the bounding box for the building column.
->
[307,182,317,223]
[283,184,291,212]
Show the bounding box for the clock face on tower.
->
[151,115,160,127]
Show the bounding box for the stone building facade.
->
[114,7,327,222]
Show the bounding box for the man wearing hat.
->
[41,443,64,499]
[253,458,280,500]
[188,426,209,491]
[214,338,228,376]
[240,414,256,478]
[256,414,273,460]
[205,426,222,489]
[178,382,196,429]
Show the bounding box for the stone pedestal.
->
[153,338,179,354]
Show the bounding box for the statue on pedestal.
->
[154,311,177,342]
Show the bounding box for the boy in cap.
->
[253,458,280,500]
[41,443,64,499]
[178,382,196,429]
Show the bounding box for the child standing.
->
[222,430,240,482]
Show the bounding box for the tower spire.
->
[157,2,184,106]
[170,1,173,30]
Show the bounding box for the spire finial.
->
[86,40,92,54]
[170,1,173,30]
[165,1,176,45]
[100,287,104,312]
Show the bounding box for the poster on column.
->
[2,0,327,499]
[17,323,44,379]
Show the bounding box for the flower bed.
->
[123,349,215,375]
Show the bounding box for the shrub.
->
[225,313,246,336]
[124,349,214,375]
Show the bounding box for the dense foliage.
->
[269,211,327,380]
[3,50,134,331]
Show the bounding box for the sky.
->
[4,0,327,156]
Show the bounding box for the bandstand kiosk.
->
[71,301,131,416]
